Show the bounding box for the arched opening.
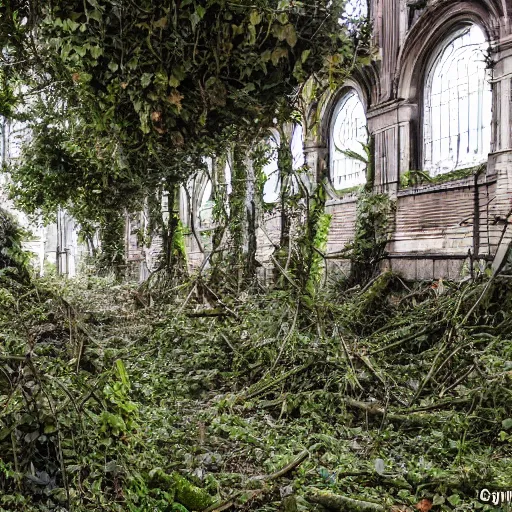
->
[198,179,214,229]
[329,89,367,191]
[423,24,492,175]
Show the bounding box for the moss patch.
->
[400,164,485,189]
[333,184,362,197]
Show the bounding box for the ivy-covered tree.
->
[0,0,369,268]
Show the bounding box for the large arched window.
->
[423,24,492,175]
[330,90,367,190]
[342,0,368,20]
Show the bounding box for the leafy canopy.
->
[1,0,366,228]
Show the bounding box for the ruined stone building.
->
[167,0,512,281]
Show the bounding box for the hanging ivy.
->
[2,0,362,213]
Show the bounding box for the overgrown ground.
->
[1,264,512,512]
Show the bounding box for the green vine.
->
[346,190,395,285]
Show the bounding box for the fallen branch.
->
[343,399,443,425]
[307,489,385,511]
[203,450,309,512]
[239,363,311,402]
[249,449,309,482]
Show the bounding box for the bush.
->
[0,206,29,277]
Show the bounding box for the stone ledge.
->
[398,174,497,197]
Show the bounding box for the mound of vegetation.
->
[1,269,511,511]
[0,207,28,277]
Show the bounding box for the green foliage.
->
[306,211,331,295]
[2,0,363,242]
[0,206,30,279]
[346,189,395,285]
[1,266,512,511]
[400,164,485,188]
[400,169,433,188]
[0,68,17,118]
[292,179,331,296]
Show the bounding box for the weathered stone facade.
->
[179,0,512,281]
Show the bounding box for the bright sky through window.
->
[330,91,367,190]
[262,135,280,203]
[423,24,491,175]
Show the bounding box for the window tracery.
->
[423,24,492,175]
[329,90,367,190]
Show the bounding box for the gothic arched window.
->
[423,24,492,175]
[330,90,367,190]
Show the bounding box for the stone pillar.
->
[366,101,418,195]
[487,34,512,256]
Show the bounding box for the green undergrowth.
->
[1,270,512,511]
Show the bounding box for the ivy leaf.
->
[169,75,180,88]
[141,73,153,88]
[273,24,286,41]
[301,49,311,63]
[293,60,303,81]
[196,6,206,19]
[231,24,244,36]
[432,495,444,506]
[261,50,272,62]
[108,61,118,72]
[283,24,297,47]
[271,47,288,66]
[247,24,257,45]
[154,71,168,90]
[447,495,461,507]
[172,66,186,81]
[190,12,201,31]
[126,56,139,70]
[89,10,103,23]
[250,10,262,25]
[90,46,102,59]
[44,423,57,434]
[153,16,168,29]
[276,12,288,24]
[502,418,512,430]
[65,19,80,32]
[74,45,87,57]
